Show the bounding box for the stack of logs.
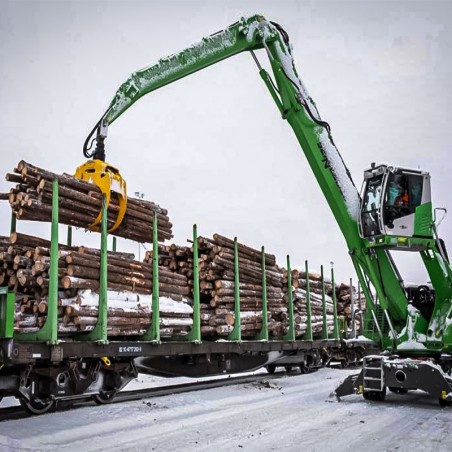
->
[336,282,365,335]
[147,234,287,338]
[283,268,336,338]
[4,161,173,243]
[1,161,365,340]
[2,230,364,339]
[147,236,366,339]
[0,233,192,337]
[199,234,286,337]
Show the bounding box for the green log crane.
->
[79,15,452,404]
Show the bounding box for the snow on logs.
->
[146,236,365,339]
[1,230,362,339]
[144,235,280,337]
[5,161,173,243]
[1,234,192,337]
[283,269,335,336]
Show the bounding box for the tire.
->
[439,398,452,407]
[299,363,308,374]
[92,391,116,405]
[20,397,55,415]
[285,366,293,372]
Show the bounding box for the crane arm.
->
[81,14,410,330]
[106,17,263,126]
[84,15,268,159]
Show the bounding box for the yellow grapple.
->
[75,160,127,232]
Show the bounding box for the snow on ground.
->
[0,367,450,451]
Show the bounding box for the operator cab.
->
[359,164,432,239]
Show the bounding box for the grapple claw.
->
[74,160,127,232]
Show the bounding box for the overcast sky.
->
[1,0,451,284]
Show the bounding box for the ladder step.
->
[364,376,382,381]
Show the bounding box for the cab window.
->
[383,172,423,227]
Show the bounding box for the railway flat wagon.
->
[0,177,367,414]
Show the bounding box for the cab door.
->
[360,172,384,238]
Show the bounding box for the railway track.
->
[0,370,303,421]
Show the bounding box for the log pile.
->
[336,282,366,335]
[2,228,364,340]
[4,161,173,243]
[145,233,287,338]
[283,268,335,338]
[61,290,193,337]
[1,160,365,340]
[1,233,192,337]
[14,290,193,337]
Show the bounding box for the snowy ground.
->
[0,367,450,451]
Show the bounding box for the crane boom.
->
[81,15,451,357]
[105,18,261,125]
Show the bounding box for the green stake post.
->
[305,260,313,341]
[173,224,201,343]
[0,288,15,339]
[350,278,356,339]
[10,212,16,234]
[255,246,269,341]
[332,265,340,340]
[227,237,241,342]
[16,180,59,344]
[141,215,161,342]
[357,281,363,334]
[282,255,295,341]
[321,265,328,340]
[67,226,72,247]
[77,195,108,343]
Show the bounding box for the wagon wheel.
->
[20,396,55,415]
[92,391,116,405]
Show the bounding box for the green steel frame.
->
[67,225,72,247]
[332,267,340,340]
[254,247,269,341]
[305,260,313,341]
[0,287,14,339]
[281,256,295,341]
[321,266,328,340]
[227,238,241,342]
